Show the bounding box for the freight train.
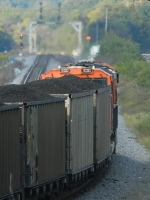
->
[40,60,119,153]
[0,60,118,200]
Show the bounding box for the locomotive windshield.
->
[85,78,107,86]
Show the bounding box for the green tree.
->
[0,31,15,52]
[100,33,142,64]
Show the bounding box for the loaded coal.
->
[0,75,103,103]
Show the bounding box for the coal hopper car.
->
[0,98,66,199]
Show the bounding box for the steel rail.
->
[23,55,40,84]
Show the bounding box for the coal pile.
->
[27,75,103,94]
[0,84,54,103]
[0,75,103,103]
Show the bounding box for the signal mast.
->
[19,33,24,56]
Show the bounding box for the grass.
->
[118,75,150,150]
[124,113,150,150]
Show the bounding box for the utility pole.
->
[96,22,99,44]
[105,7,108,35]
[57,2,61,23]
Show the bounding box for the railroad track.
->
[22,53,75,84]
[23,54,50,84]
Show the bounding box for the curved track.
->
[22,54,75,84]
[23,54,50,84]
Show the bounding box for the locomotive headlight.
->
[82,68,92,73]
[60,68,70,73]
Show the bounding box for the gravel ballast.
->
[72,114,150,200]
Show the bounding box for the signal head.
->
[20,34,23,39]
[20,42,23,49]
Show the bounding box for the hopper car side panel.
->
[66,92,94,174]
[25,105,38,186]
[24,99,66,187]
[0,106,22,198]
[38,101,66,182]
[94,88,111,163]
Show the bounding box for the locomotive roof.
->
[94,64,116,76]
[70,61,116,76]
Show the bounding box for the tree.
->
[0,31,15,52]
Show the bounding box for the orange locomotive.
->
[40,60,119,153]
